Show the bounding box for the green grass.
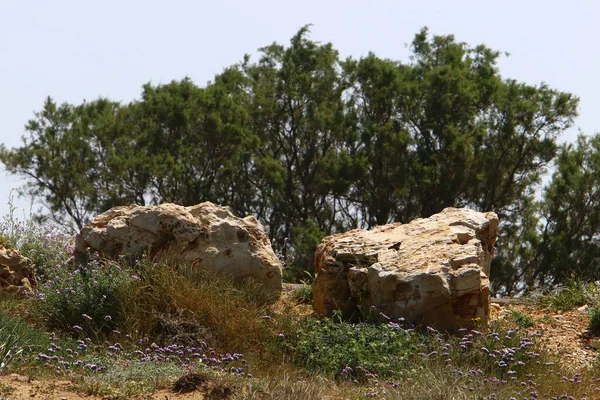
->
[530,278,596,311]
[75,360,187,398]
[281,312,417,379]
[291,284,313,304]
[0,311,49,369]
[508,309,535,328]
[588,305,600,335]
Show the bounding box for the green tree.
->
[0,27,581,287]
[534,134,600,285]
[0,97,123,230]
[342,54,415,228]
[240,26,351,279]
[122,77,253,207]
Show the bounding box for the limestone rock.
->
[0,243,36,297]
[313,208,498,329]
[75,202,283,300]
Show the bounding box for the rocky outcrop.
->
[0,244,36,297]
[75,202,283,300]
[313,208,498,329]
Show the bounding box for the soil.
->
[0,295,597,399]
[0,373,219,399]
[491,301,597,372]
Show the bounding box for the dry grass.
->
[120,250,278,357]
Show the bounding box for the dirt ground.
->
[492,301,597,372]
[0,373,216,399]
[0,299,597,400]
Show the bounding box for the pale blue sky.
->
[1,0,598,220]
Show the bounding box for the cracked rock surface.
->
[313,208,498,329]
[0,243,35,297]
[75,202,282,300]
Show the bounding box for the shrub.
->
[281,313,417,379]
[532,278,596,311]
[33,254,134,340]
[0,197,73,282]
[508,310,535,328]
[588,305,600,335]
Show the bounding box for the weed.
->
[32,254,134,340]
[588,305,600,335]
[531,278,596,311]
[281,312,417,378]
[291,284,313,304]
[508,309,535,328]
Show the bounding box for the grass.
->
[507,309,535,328]
[1,208,600,399]
[530,277,597,312]
[588,305,600,335]
[291,284,313,305]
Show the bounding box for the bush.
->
[281,313,417,379]
[532,278,596,311]
[0,197,73,282]
[33,254,134,340]
[588,305,600,335]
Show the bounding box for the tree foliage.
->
[536,134,600,285]
[0,26,584,287]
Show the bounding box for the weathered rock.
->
[75,202,283,300]
[313,208,498,329]
[0,243,36,297]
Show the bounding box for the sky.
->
[1,0,598,221]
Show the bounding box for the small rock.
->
[10,373,30,382]
[589,338,600,350]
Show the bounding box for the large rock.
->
[0,244,36,297]
[313,208,498,329]
[75,202,283,300]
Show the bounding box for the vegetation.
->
[2,23,600,396]
[588,305,600,336]
[529,278,597,312]
[0,209,599,399]
[507,310,535,328]
[1,27,591,291]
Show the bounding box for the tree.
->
[122,77,253,207]
[240,26,351,279]
[0,97,123,230]
[0,27,581,286]
[342,54,415,228]
[534,134,600,285]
